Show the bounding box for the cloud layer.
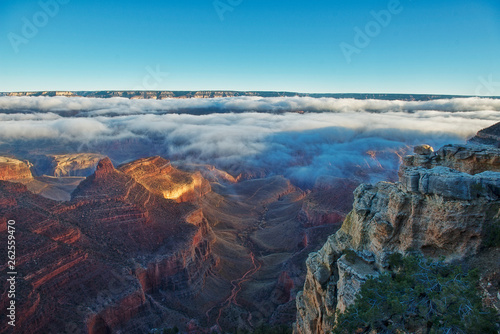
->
[1,96,500,115]
[0,96,498,186]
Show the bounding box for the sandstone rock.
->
[413,144,434,155]
[0,157,33,180]
[94,157,116,178]
[403,143,500,175]
[28,153,106,177]
[469,121,500,147]
[0,157,217,334]
[119,156,211,203]
[294,143,500,334]
[50,153,106,177]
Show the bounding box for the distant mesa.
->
[29,153,106,177]
[1,90,484,101]
[0,156,33,181]
[119,156,211,202]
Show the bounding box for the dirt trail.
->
[206,251,262,330]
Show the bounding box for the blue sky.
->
[0,0,499,94]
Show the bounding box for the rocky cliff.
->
[0,157,33,180]
[28,153,106,177]
[469,121,500,147]
[118,156,211,203]
[294,144,500,333]
[0,157,218,334]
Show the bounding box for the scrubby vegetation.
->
[333,254,498,334]
[484,219,500,248]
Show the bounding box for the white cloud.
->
[1,96,500,116]
[0,96,498,185]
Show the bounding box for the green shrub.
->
[484,219,500,248]
[333,255,498,334]
[342,249,358,264]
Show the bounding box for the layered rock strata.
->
[294,144,500,334]
[119,156,211,203]
[28,153,106,177]
[0,157,33,180]
[0,157,217,334]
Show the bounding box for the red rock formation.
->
[119,156,211,203]
[0,156,218,334]
[0,157,33,181]
[299,177,358,227]
[94,157,116,179]
[272,272,295,304]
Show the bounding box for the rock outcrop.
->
[294,144,500,334]
[404,143,500,175]
[0,157,33,180]
[119,156,211,203]
[29,153,106,177]
[469,121,500,147]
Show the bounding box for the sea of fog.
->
[0,96,499,186]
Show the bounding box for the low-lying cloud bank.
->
[1,96,500,115]
[0,96,498,186]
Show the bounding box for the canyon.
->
[0,116,499,333]
[0,150,355,333]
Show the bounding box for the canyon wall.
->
[0,157,33,181]
[28,153,106,177]
[119,156,211,203]
[0,157,218,334]
[294,144,500,334]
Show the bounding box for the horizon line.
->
[1,90,499,99]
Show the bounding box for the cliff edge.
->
[294,143,500,333]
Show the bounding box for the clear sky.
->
[0,0,499,95]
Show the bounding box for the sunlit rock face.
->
[0,157,33,180]
[50,153,106,177]
[119,156,211,202]
[294,143,500,334]
[27,153,106,177]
